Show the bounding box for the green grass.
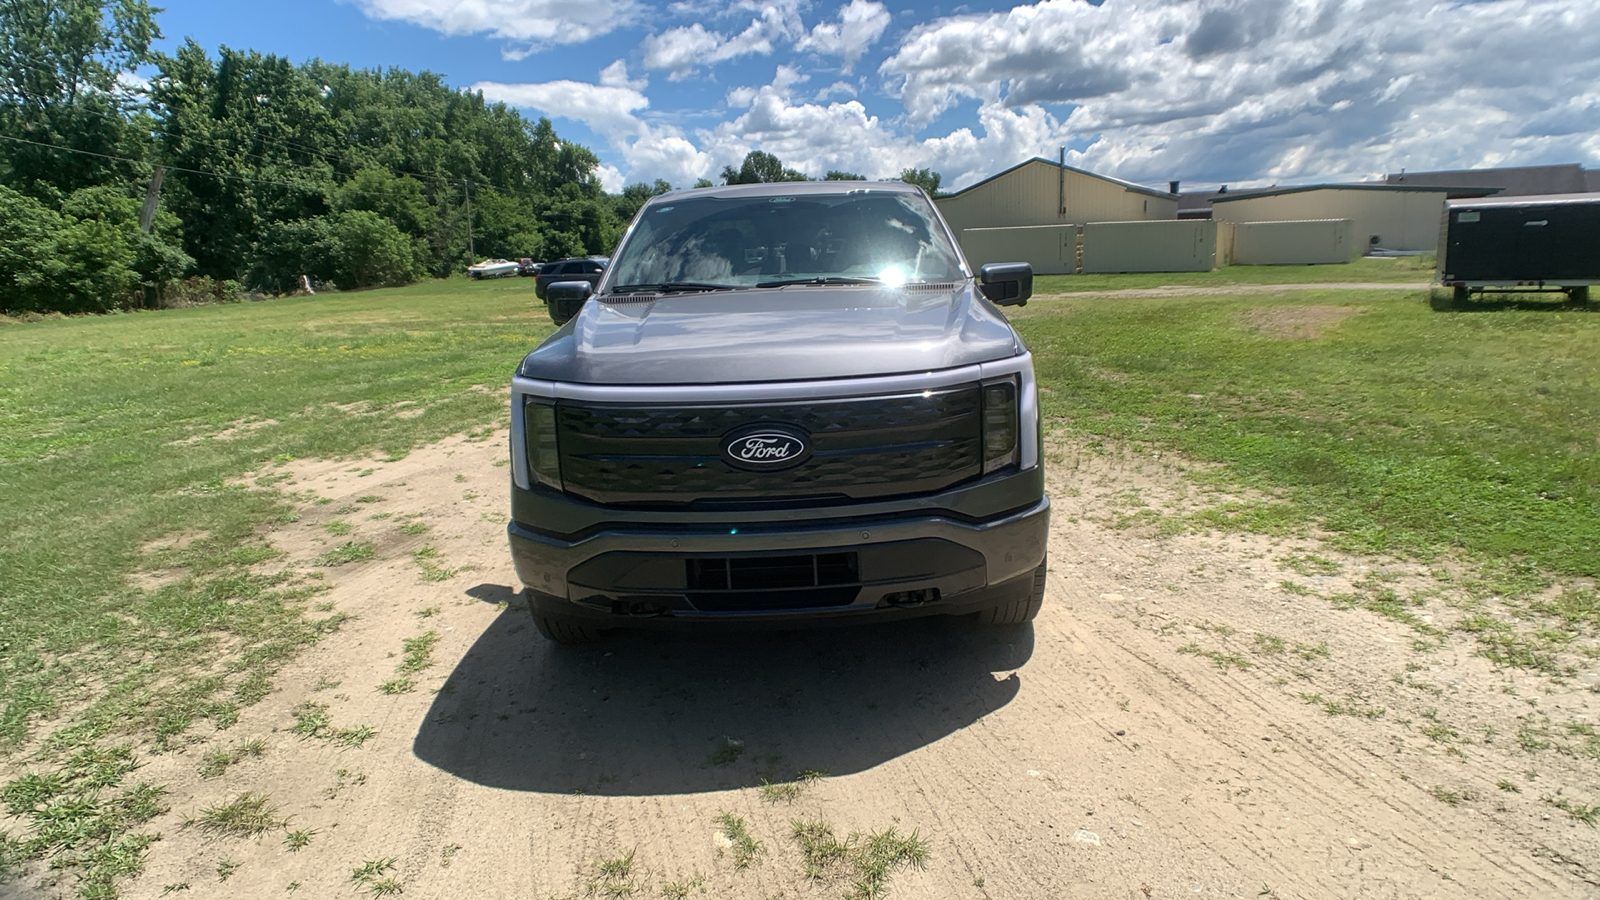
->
[0,277,544,755]
[714,813,763,870]
[790,818,930,900]
[1033,255,1435,293]
[1019,291,1600,578]
[191,792,285,837]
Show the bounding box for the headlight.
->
[523,399,562,488]
[981,378,1019,473]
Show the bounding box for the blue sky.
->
[150,0,1600,194]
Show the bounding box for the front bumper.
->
[508,479,1049,627]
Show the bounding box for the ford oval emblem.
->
[721,425,811,471]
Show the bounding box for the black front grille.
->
[556,386,983,506]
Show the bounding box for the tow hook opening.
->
[882,588,940,608]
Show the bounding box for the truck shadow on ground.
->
[412,586,1033,796]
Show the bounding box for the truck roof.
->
[660,181,923,201]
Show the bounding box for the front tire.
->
[977,562,1047,625]
[527,590,606,644]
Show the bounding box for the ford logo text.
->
[721,427,811,471]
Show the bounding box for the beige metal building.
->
[1231,219,1356,265]
[1210,184,1458,253]
[937,157,1177,273]
[1080,220,1219,273]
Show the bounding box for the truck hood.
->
[516,283,1022,385]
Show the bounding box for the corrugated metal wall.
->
[937,160,1177,236]
[959,225,1076,275]
[1232,219,1356,265]
[1213,189,1445,251]
[1081,220,1218,273]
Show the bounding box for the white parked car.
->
[468,258,519,279]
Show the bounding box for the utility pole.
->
[463,179,475,261]
[138,164,166,233]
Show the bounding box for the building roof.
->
[939,157,1177,202]
[1386,163,1589,197]
[1446,191,1600,210]
[1211,183,1497,203]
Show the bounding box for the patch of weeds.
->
[1278,580,1312,596]
[588,848,642,898]
[315,541,375,567]
[660,874,706,899]
[1545,795,1600,826]
[1517,718,1555,753]
[1280,553,1340,577]
[0,745,168,896]
[322,768,368,800]
[411,546,461,582]
[1298,692,1385,719]
[379,678,415,695]
[715,813,763,870]
[322,521,353,536]
[284,827,317,851]
[1421,722,1460,745]
[216,857,240,881]
[707,738,746,767]
[1292,641,1330,661]
[1454,615,1565,675]
[440,843,461,867]
[790,818,931,900]
[399,521,430,535]
[368,512,392,520]
[290,701,376,748]
[334,725,377,748]
[199,738,267,779]
[1497,780,1521,793]
[399,631,440,674]
[160,883,191,895]
[1193,620,1236,637]
[1251,633,1287,655]
[351,857,402,896]
[1177,643,1252,672]
[416,605,441,619]
[355,495,385,504]
[290,701,333,739]
[192,792,285,837]
[1427,786,1468,806]
[1330,583,1445,644]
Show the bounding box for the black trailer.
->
[1437,193,1600,303]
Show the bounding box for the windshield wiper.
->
[609,282,738,294]
[754,276,883,288]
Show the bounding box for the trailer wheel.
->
[1453,285,1470,304]
[1567,286,1590,305]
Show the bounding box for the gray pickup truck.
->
[507,180,1050,643]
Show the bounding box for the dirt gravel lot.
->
[98,430,1598,900]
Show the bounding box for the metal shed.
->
[937,158,1177,263]
[1211,184,1466,253]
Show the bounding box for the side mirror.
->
[547,281,593,303]
[979,262,1033,307]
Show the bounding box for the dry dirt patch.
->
[1240,304,1360,340]
[101,432,1599,900]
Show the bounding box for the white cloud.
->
[640,0,807,79]
[880,0,1600,187]
[351,0,639,53]
[815,80,858,101]
[472,78,650,139]
[797,0,890,72]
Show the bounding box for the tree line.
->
[0,0,941,315]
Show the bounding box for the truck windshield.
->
[608,190,966,291]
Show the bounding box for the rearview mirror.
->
[979,262,1032,307]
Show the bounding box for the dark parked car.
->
[507,181,1048,643]
[517,258,542,277]
[534,256,608,321]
